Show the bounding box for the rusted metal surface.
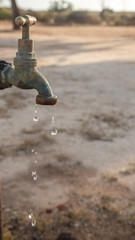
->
[36,96,57,105]
[0,15,57,105]
[0,179,2,240]
[15,15,37,27]
[0,61,12,89]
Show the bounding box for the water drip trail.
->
[32,171,38,181]
[51,116,58,136]
[28,212,36,227]
[28,104,40,227]
[29,108,58,228]
[33,104,39,122]
[31,149,38,164]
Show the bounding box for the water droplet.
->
[51,129,58,136]
[33,116,39,122]
[35,151,38,155]
[31,220,36,227]
[33,175,37,181]
[32,171,37,180]
[31,149,35,153]
[52,116,55,123]
[32,171,36,176]
[29,213,33,219]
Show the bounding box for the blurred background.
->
[1,1,135,240]
[2,0,135,28]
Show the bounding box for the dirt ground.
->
[1,21,135,239]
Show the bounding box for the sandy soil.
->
[1,21,135,239]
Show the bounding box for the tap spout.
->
[1,65,57,105]
[25,69,57,105]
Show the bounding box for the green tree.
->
[100,8,114,24]
[49,0,73,12]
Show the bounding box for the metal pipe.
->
[22,26,29,39]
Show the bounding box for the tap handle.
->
[15,15,37,39]
[15,15,37,27]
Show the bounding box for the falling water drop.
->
[29,213,33,219]
[33,175,38,181]
[32,171,37,180]
[35,104,39,111]
[51,116,58,136]
[31,220,36,227]
[32,171,36,176]
[33,116,39,122]
[33,104,39,122]
[29,105,39,228]
[52,116,55,123]
[51,129,58,136]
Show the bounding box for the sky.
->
[1,0,135,12]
